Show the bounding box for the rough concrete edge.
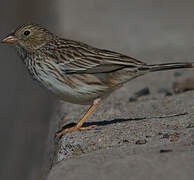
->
[42,91,194,179]
[40,102,63,180]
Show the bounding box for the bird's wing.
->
[48,39,145,74]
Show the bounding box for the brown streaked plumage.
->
[2,23,194,137]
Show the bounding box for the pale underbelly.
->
[29,63,113,105]
[39,76,110,105]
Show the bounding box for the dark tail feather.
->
[139,62,194,72]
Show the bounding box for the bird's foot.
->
[56,124,97,138]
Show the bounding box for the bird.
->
[2,23,194,137]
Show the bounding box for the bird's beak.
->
[1,34,18,44]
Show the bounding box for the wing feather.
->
[44,39,145,74]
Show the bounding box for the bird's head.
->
[2,23,53,52]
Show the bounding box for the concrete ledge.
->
[47,74,194,179]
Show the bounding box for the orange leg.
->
[56,103,99,137]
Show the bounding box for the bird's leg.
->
[56,100,100,137]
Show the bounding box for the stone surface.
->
[48,145,194,180]
[47,1,194,179]
[48,81,194,180]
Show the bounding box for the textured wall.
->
[57,0,194,62]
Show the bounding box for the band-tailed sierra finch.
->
[2,23,194,137]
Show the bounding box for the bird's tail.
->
[140,62,194,72]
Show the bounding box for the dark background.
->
[1,1,194,180]
[0,1,57,180]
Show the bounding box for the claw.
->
[56,124,97,138]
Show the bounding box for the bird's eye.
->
[24,30,30,36]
